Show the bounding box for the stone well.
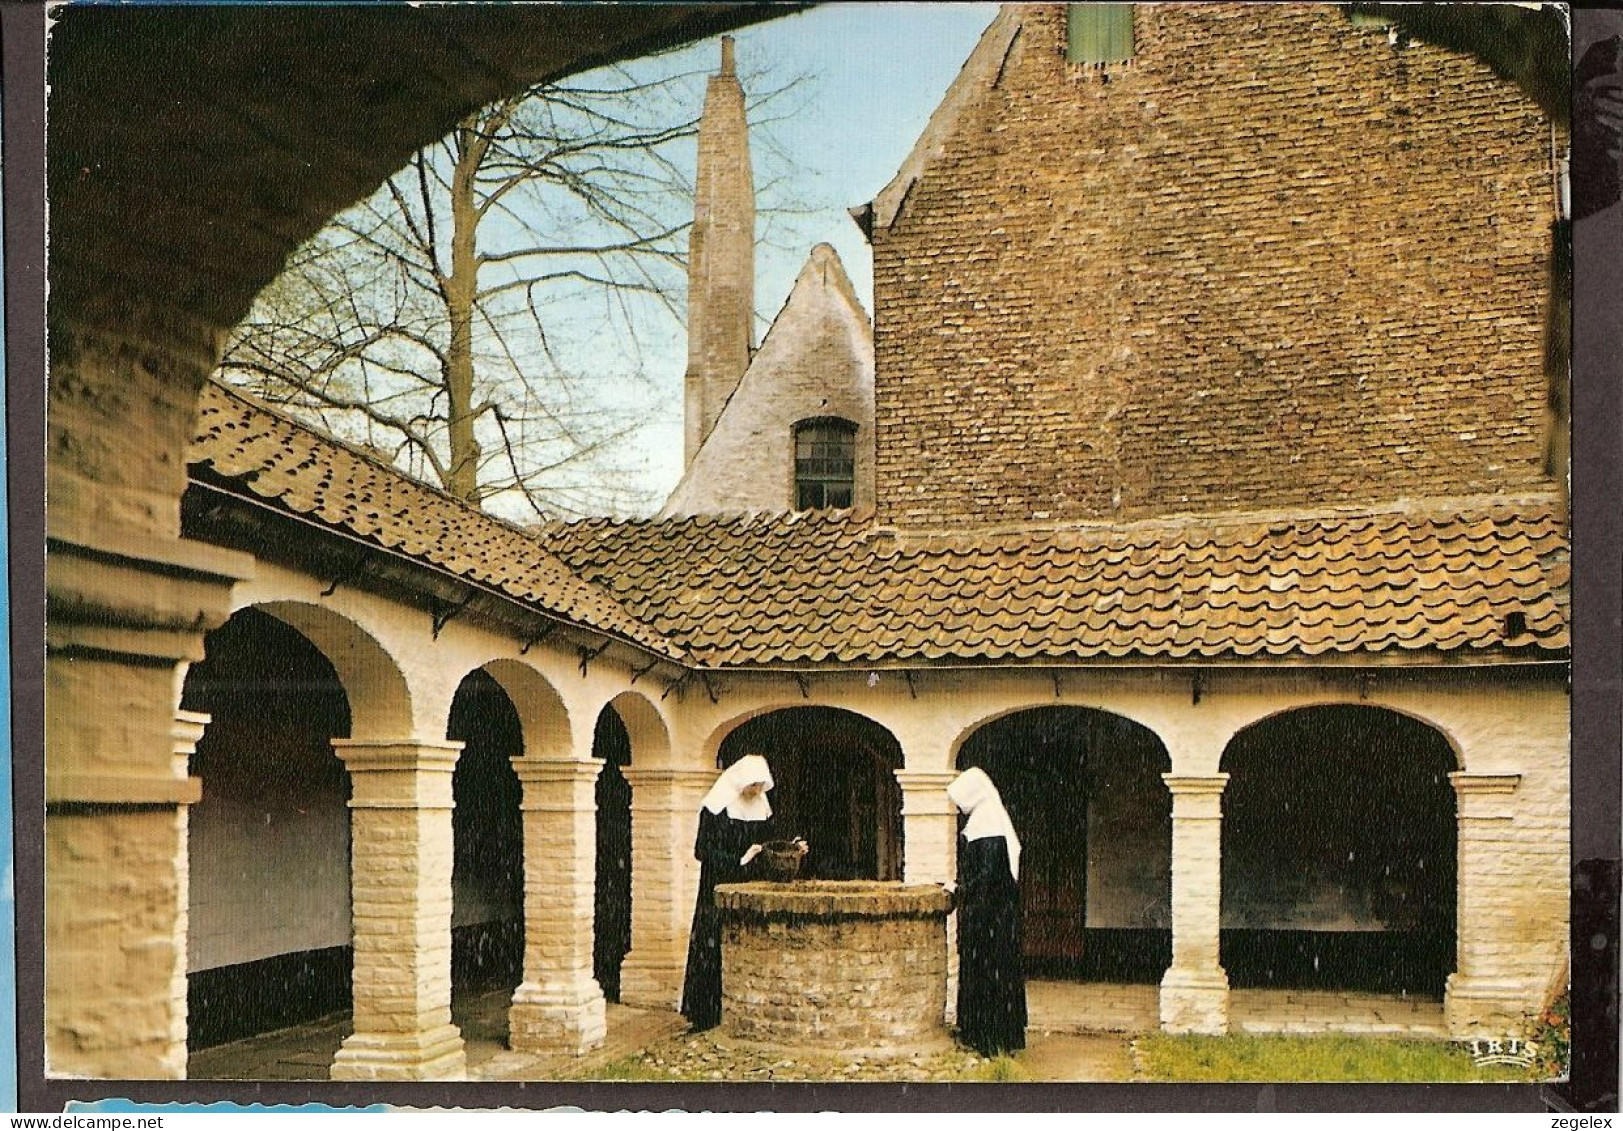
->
[715,881,951,1054]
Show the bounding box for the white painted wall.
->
[187,720,352,972]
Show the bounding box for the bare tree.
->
[222,55,809,519]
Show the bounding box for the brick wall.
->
[871,4,1559,527]
[685,39,756,466]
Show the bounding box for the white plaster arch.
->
[1213,697,1463,995]
[229,555,615,747]
[599,690,673,768]
[247,599,413,738]
[1217,697,1466,772]
[469,657,574,763]
[945,700,1175,771]
[412,626,670,765]
[230,563,462,738]
[697,701,903,769]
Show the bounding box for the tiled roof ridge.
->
[192,380,1569,668]
[198,377,575,542]
[545,490,1562,542]
[543,492,1567,666]
[549,504,879,536]
[191,378,687,659]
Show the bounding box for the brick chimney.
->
[685,35,756,467]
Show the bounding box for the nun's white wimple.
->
[701,754,774,821]
[947,767,1021,880]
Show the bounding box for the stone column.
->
[508,758,608,1054]
[895,768,959,1023]
[46,526,249,1078]
[894,770,958,886]
[1160,773,1230,1034]
[1445,772,1530,1038]
[45,294,258,1080]
[331,739,467,1081]
[619,767,714,1010]
[169,711,209,1072]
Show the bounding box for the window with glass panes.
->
[793,418,857,509]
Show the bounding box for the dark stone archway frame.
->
[35,4,798,1102]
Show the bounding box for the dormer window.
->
[1067,4,1134,66]
[794,417,857,510]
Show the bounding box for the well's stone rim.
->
[716,880,950,918]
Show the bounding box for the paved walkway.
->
[1231,988,1447,1038]
[474,1000,689,1081]
[187,980,1446,1081]
[1028,979,1160,1034]
[1026,980,1445,1039]
[188,988,686,1081]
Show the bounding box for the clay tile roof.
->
[187,381,1569,671]
[544,498,1570,667]
[187,380,682,658]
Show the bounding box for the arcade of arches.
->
[136,550,1568,1080]
[954,705,1464,1002]
[38,6,1570,1083]
[39,2,803,1083]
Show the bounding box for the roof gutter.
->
[698,655,1572,675]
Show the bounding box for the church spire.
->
[684,35,756,468]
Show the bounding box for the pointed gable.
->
[663,243,875,517]
[865,7,1022,234]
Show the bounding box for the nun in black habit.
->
[679,754,804,1031]
[947,766,1028,1057]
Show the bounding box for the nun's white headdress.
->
[701,754,774,821]
[947,767,1021,880]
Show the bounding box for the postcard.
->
[21,1,1617,1115]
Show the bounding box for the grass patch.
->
[1134,1033,1534,1083]
[968,1054,1029,1082]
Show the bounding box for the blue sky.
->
[720,3,1001,315]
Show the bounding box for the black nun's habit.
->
[679,754,779,1031]
[948,766,1028,1057]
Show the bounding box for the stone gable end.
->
[871,3,1561,527]
[665,245,876,516]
